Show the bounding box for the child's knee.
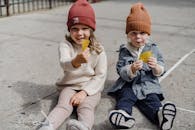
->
[56,104,73,114]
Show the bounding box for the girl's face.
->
[127,31,149,49]
[70,24,91,45]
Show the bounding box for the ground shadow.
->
[11,81,58,114]
[93,120,114,130]
[102,79,116,108]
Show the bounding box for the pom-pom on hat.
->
[126,2,151,35]
[67,0,96,31]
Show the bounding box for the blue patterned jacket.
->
[108,42,165,100]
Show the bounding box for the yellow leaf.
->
[139,51,152,63]
[82,39,90,51]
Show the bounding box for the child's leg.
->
[109,85,137,129]
[76,92,101,130]
[115,84,137,114]
[136,93,162,125]
[47,87,76,129]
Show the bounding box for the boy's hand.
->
[131,60,143,74]
[70,90,87,106]
[71,48,90,68]
[147,57,157,69]
[148,57,164,76]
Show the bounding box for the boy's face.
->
[127,31,149,49]
[70,24,91,45]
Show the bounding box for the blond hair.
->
[65,29,103,54]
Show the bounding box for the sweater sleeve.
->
[58,42,77,72]
[82,51,107,95]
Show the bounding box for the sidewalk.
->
[0,0,195,130]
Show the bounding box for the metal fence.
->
[0,0,73,17]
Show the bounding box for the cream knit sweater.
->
[56,41,107,95]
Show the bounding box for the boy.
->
[108,2,176,130]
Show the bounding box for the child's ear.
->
[127,37,131,43]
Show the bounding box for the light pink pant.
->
[47,87,101,130]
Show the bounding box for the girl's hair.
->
[65,29,103,54]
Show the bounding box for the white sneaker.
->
[109,109,135,129]
[158,102,176,130]
[66,119,89,130]
[38,121,54,130]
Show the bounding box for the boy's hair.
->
[65,29,103,54]
[126,2,151,35]
[67,0,96,31]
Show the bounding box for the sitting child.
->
[108,2,176,130]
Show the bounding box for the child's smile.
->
[70,24,91,45]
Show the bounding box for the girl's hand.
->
[70,90,87,106]
[147,57,157,69]
[71,48,90,68]
[131,60,143,74]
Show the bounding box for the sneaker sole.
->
[109,110,135,129]
[160,103,176,130]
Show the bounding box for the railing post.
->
[49,0,52,9]
[5,0,9,16]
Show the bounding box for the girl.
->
[39,0,107,130]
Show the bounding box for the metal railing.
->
[0,0,73,17]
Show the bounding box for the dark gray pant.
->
[115,83,162,125]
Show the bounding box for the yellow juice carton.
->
[139,51,152,63]
[82,39,90,51]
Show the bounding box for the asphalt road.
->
[0,0,195,130]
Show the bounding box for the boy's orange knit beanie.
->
[67,0,96,31]
[126,2,151,35]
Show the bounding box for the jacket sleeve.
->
[152,45,165,76]
[116,46,135,82]
[82,51,107,95]
[58,42,77,72]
